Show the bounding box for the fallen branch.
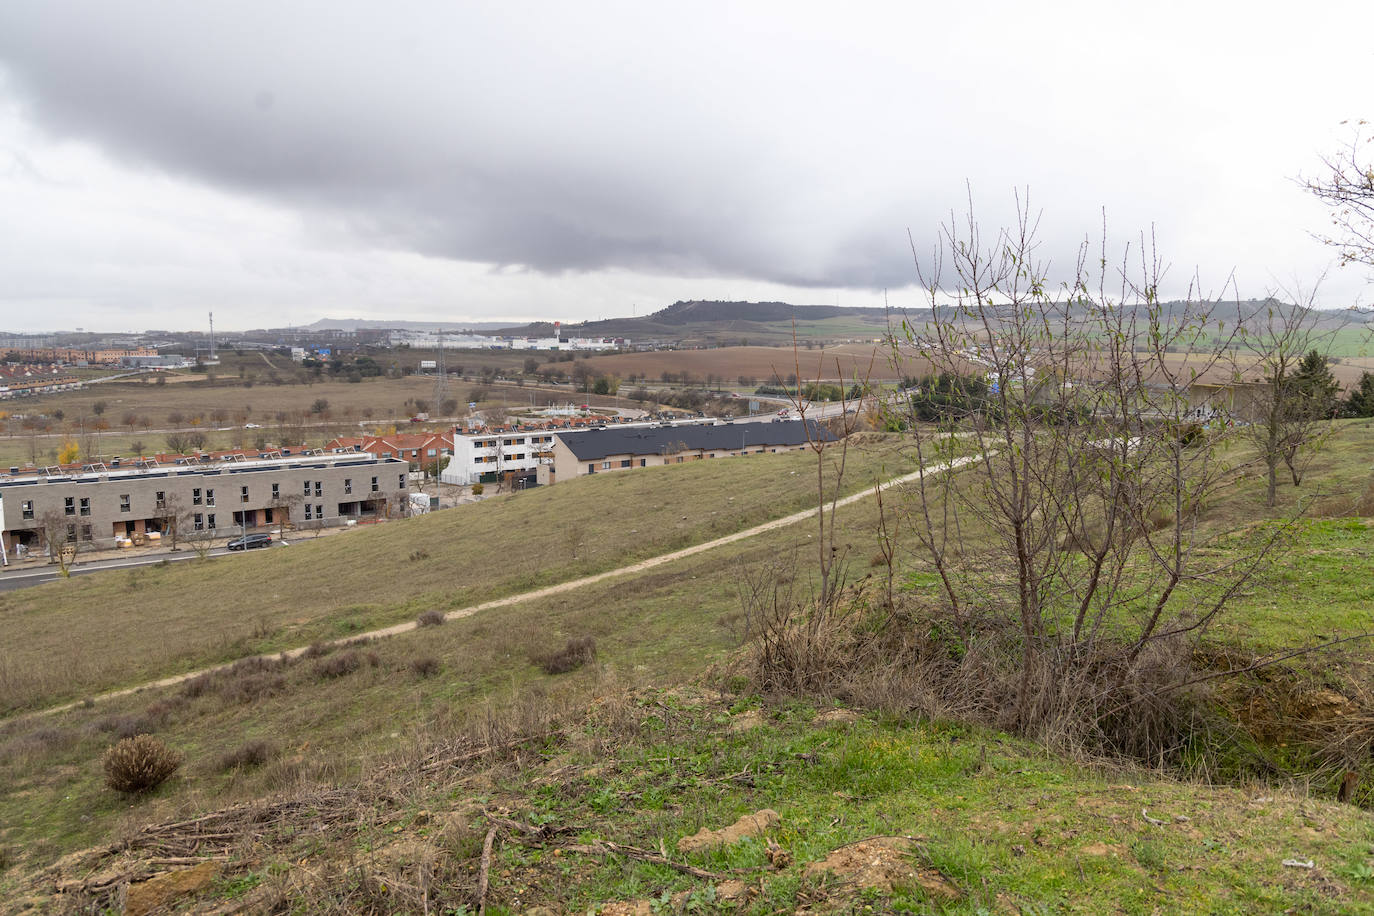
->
[477,827,497,916]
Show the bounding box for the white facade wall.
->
[440,431,557,485]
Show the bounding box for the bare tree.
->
[157,492,185,550]
[1238,290,1337,506]
[1303,121,1374,273]
[36,510,81,576]
[886,196,1292,746]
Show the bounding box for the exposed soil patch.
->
[803,835,960,899]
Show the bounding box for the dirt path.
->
[16,451,979,722]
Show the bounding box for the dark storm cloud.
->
[0,0,1366,320]
[0,2,936,289]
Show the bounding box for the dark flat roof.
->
[556,420,833,461]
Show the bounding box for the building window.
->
[66,523,76,542]
[371,476,379,492]
[64,496,75,516]
[314,481,323,497]
[426,448,436,457]
[271,482,280,500]
[207,513,216,529]
[620,459,632,468]
[192,487,202,505]
[381,451,392,459]
[81,524,92,542]
[316,503,324,519]
[398,473,405,489]
[639,459,647,467]
[193,513,204,531]
[206,489,215,507]
[304,503,313,520]
[241,485,250,503]
[602,461,611,470]
[588,463,595,474]
[21,500,33,520]
[303,480,311,497]
[119,494,131,512]
[79,497,91,516]
[155,490,166,510]
[344,478,352,495]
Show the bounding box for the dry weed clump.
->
[409,655,442,677]
[0,725,76,766]
[215,739,276,772]
[416,609,446,628]
[180,656,289,706]
[313,650,363,679]
[532,636,597,675]
[103,734,183,793]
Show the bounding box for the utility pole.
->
[432,329,449,418]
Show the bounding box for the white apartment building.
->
[439,428,561,486]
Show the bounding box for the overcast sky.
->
[0,2,1370,333]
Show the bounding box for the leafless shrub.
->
[532,636,597,675]
[409,656,442,677]
[302,642,334,659]
[0,725,76,766]
[103,734,183,793]
[409,548,430,562]
[215,739,276,772]
[313,651,362,679]
[416,609,446,628]
[93,712,159,740]
[180,657,288,705]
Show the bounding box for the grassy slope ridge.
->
[0,437,911,713]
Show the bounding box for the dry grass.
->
[0,436,912,713]
[533,636,598,675]
[213,739,276,772]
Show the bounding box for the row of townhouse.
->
[324,432,454,468]
[1,347,158,365]
[0,453,410,558]
[439,418,833,487]
[544,420,832,482]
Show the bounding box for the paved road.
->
[0,545,279,592]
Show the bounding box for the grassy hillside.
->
[0,435,918,714]
[5,689,1373,913]
[1,422,1372,910]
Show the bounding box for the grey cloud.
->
[0,1,1365,314]
[0,2,942,289]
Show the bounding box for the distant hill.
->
[304,299,1369,347]
[494,300,898,344]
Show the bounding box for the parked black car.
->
[226,533,273,551]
